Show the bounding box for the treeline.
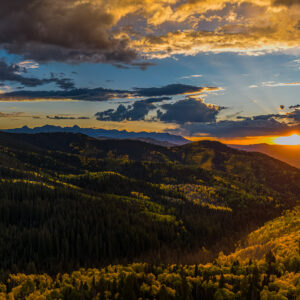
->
[0,172,285,276]
[0,181,184,275]
[1,206,299,299]
[1,251,299,299]
[0,179,235,275]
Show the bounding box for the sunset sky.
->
[1,0,300,143]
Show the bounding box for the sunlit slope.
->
[0,208,299,299]
[219,206,300,264]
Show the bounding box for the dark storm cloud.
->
[0,0,139,66]
[0,60,74,89]
[0,84,214,101]
[158,98,224,124]
[95,101,156,121]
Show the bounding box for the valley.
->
[0,132,298,298]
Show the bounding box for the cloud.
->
[113,62,157,70]
[0,83,218,101]
[134,23,296,59]
[144,97,172,103]
[158,98,224,124]
[285,109,300,122]
[252,114,280,120]
[130,0,300,59]
[95,100,155,121]
[272,0,300,7]
[181,74,203,79]
[0,87,130,101]
[262,81,300,87]
[46,115,90,120]
[134,84,220,97]
[0,60,74,89]
[248,81,300,89]
[289,104,300,109]
[17,60,39,70]
[2,0,300,66]
[0,0,142,66]
[167,109,300,137]
[95,96,224,123]
[169,117,291,138]
[0,111,24,118]
[239,109,300,123]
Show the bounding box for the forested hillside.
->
[0,207,298,299]
[0,131,299,278]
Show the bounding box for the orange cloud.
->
[1,0,300,65]
[123,0,300,58]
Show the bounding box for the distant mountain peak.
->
[3,125,190,146]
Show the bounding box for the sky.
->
[1,0,300,143]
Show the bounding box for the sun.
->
[273,134,300,145]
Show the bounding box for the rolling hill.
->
[3,125,189,146]
[0,131,298,278]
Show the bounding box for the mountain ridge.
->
[3,125,189,146]
[229,143,300,169]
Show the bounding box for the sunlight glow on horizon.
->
[273,134,300,146]
[188,135,277,145]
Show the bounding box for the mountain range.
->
[6,126,300,170]
[3,125,189,146]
